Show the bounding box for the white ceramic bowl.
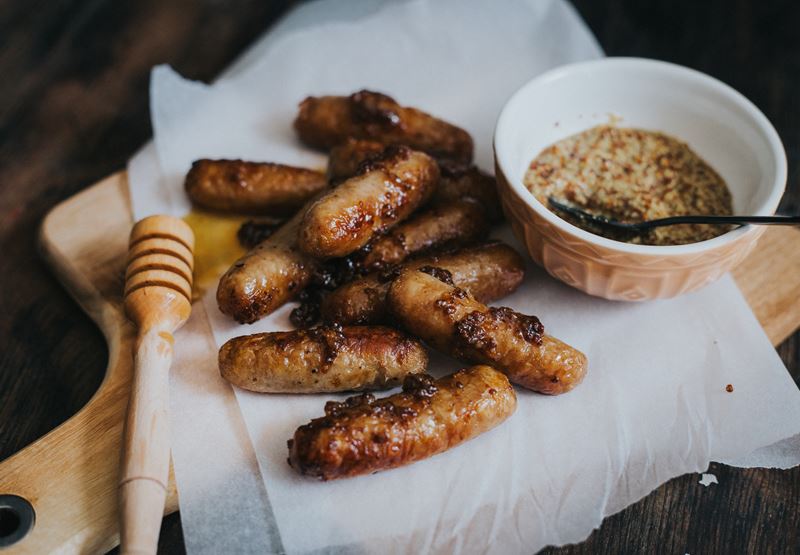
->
[494,57,787,300]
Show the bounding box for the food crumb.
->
[699,473,718,487]
[725,384,734,393]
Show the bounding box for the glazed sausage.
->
[434,162,503,223]
[355,200,489,272]
[185,159,327,216]
[217,209,318,324]
[298,146,439,258]
[387,269,587,394]
[321,242,525,325]
[219,325,427,393]
[327,138,385,183]
[327,141,502,223]
[287,365,516,480]
[295,90,473,163]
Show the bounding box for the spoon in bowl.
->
[548,197,800,236]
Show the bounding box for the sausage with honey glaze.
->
[185,159,327,216]
[295,90,473,163]
[217,208,318,324]
[355,200,489,272]
[322,242,525,325]
[387,269,587,394]
[434,162,503,223]
[287,365,516,480]
[219,325,427,393]
[327,140,502,222]
[327,138,385,183]
[298,146,439,258]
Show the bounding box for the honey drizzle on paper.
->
[183,209,248,301]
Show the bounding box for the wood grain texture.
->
[0,1,298,553]
[0,1,797,554]
[0,174,180,555]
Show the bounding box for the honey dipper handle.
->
[119,328,174,555]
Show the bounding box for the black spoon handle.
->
[547,198,800,230]
[636,215,800,229]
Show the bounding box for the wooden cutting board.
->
[0,171,799,554]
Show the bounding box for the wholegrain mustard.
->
[524,125,733,245]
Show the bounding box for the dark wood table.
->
[0,1,797,553]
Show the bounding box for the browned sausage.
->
[434,162,503,223]
[387,269,587,394]
[327,141,502,223]
[217,209,319,324]
[295,90,474,163]
[185,159,327,216]
[298,146,439,258]
[287,365,516,480]
[355,200,489,272]
[321,242,525,325]
[219,325,427,393]
[327,138,385,183]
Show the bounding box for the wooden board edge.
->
[0,173,178,555]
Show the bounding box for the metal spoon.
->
[548,197,800,235]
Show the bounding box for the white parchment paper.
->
[127,0,800,553]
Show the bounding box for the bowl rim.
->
[493,56,788,257]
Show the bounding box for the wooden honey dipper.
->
[121,215,194,555]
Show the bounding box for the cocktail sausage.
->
[185,159,326,216]
[298,146,439,258]
[295,90,473,163]
[219,325,428,393]
[217,209,318,324]
[287,365,516,480]
[355,200,489,272]
[387,269,587,394]
[322,242,524,325]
